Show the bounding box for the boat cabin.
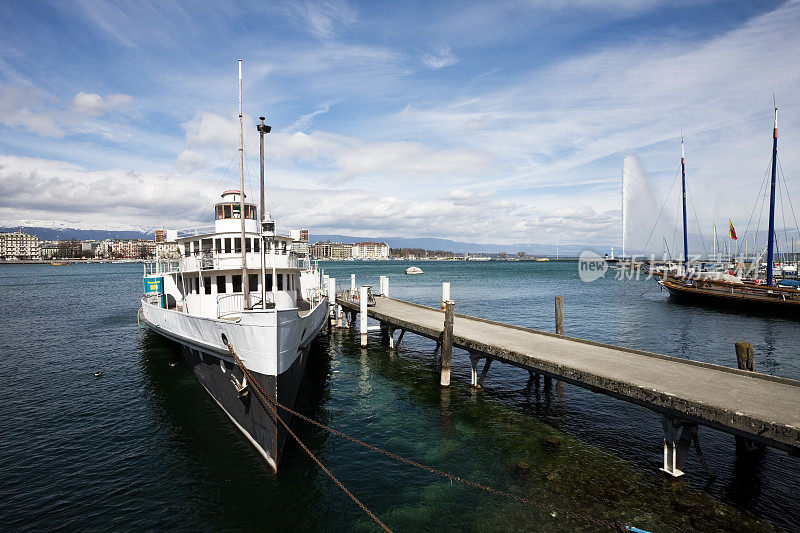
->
[144,190,319,320]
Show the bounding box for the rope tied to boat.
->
[222,340,637,532]
[222,340,391,533]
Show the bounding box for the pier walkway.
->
[335,291,800,477]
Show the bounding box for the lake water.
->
[1,260,798,531]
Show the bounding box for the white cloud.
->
[71,91,133,116]
[0,85,63,137]
[176,150,206,173]
[288,0,357,41]
[421,47,459,69]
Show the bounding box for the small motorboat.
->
[405,266,423,275]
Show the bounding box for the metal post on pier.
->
[440,300,455,386]
[379,276,389,297]
[359,285,368,346]
[351,274,356,296]
[328,277,336,326]
[442,282,450,310]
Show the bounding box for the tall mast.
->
[767,106,779,287]
[238,59,249,306]
[681,137,689,276]
[257,116,271,309]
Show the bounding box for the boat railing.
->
[175,251,299,272]
[217,292,275,318]
[144,260,180,277]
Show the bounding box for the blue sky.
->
[1,0,799,247]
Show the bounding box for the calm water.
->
[1,260,798,531]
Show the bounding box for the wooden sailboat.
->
[658,107,800,312]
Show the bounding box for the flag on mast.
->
[729,219,737,240]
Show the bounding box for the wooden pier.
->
[332,281,800,477]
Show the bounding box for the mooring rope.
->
[222,341,635,532]
[223,341,391,532]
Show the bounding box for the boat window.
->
[215,238,221,252]
[248,274,258,292]
[232,275,242,293]
[224,238,231,254]
[245,238,251,253]
[202,239,212,252]
[277,274,283,291]
[204,277,211,295]
[265,273,273,291]
[184,244,190,257]
[232,205,241,219]
[234,238,242,253]
[254,239,260,252]
[216,275,226,294]
[215,206,223,220]
[223,205,231,218]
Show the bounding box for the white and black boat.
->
[139,60,329,471]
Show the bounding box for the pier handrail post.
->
[555,296,564,336]
[359,285,368,346]
[351,274,356,297]
[442,282,450,310]
[380,275,388,297]
[328,277,336,325]
[440,300,455,386]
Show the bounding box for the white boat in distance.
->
[405,266,423,275]
[139,60,329,472]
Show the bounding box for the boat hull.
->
[659,278,800,316]
[140,298,328,471]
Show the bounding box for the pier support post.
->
[359,286,368,346]
[351,274,356,297]
[661,415,713,478]
[440,300,455,386]
[442,282,450,310]
[555,296,564,336]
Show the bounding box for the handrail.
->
[217,292,275,318]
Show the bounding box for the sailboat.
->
[139,60,329,471]
[657,107,800,312]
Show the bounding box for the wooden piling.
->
[735,341,755,371]
[555,296,564,336]
[440,300,455,386]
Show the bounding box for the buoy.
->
[94,371,102,378]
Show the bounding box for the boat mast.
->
[238,59,249,307]
[767,106,778,287]
[257,116,271,308]
[681,137,689,276]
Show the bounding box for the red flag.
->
[729,219,737,240]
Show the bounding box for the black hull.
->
[661,281,800,318]
[181,343,312,472]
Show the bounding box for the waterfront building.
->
[331,242,353,259]
[310,241,332,259]
[352,242,389,260]
[0,231,40,260]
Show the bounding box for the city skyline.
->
[1,1,799,246]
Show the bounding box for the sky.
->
[1,0,799,248]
